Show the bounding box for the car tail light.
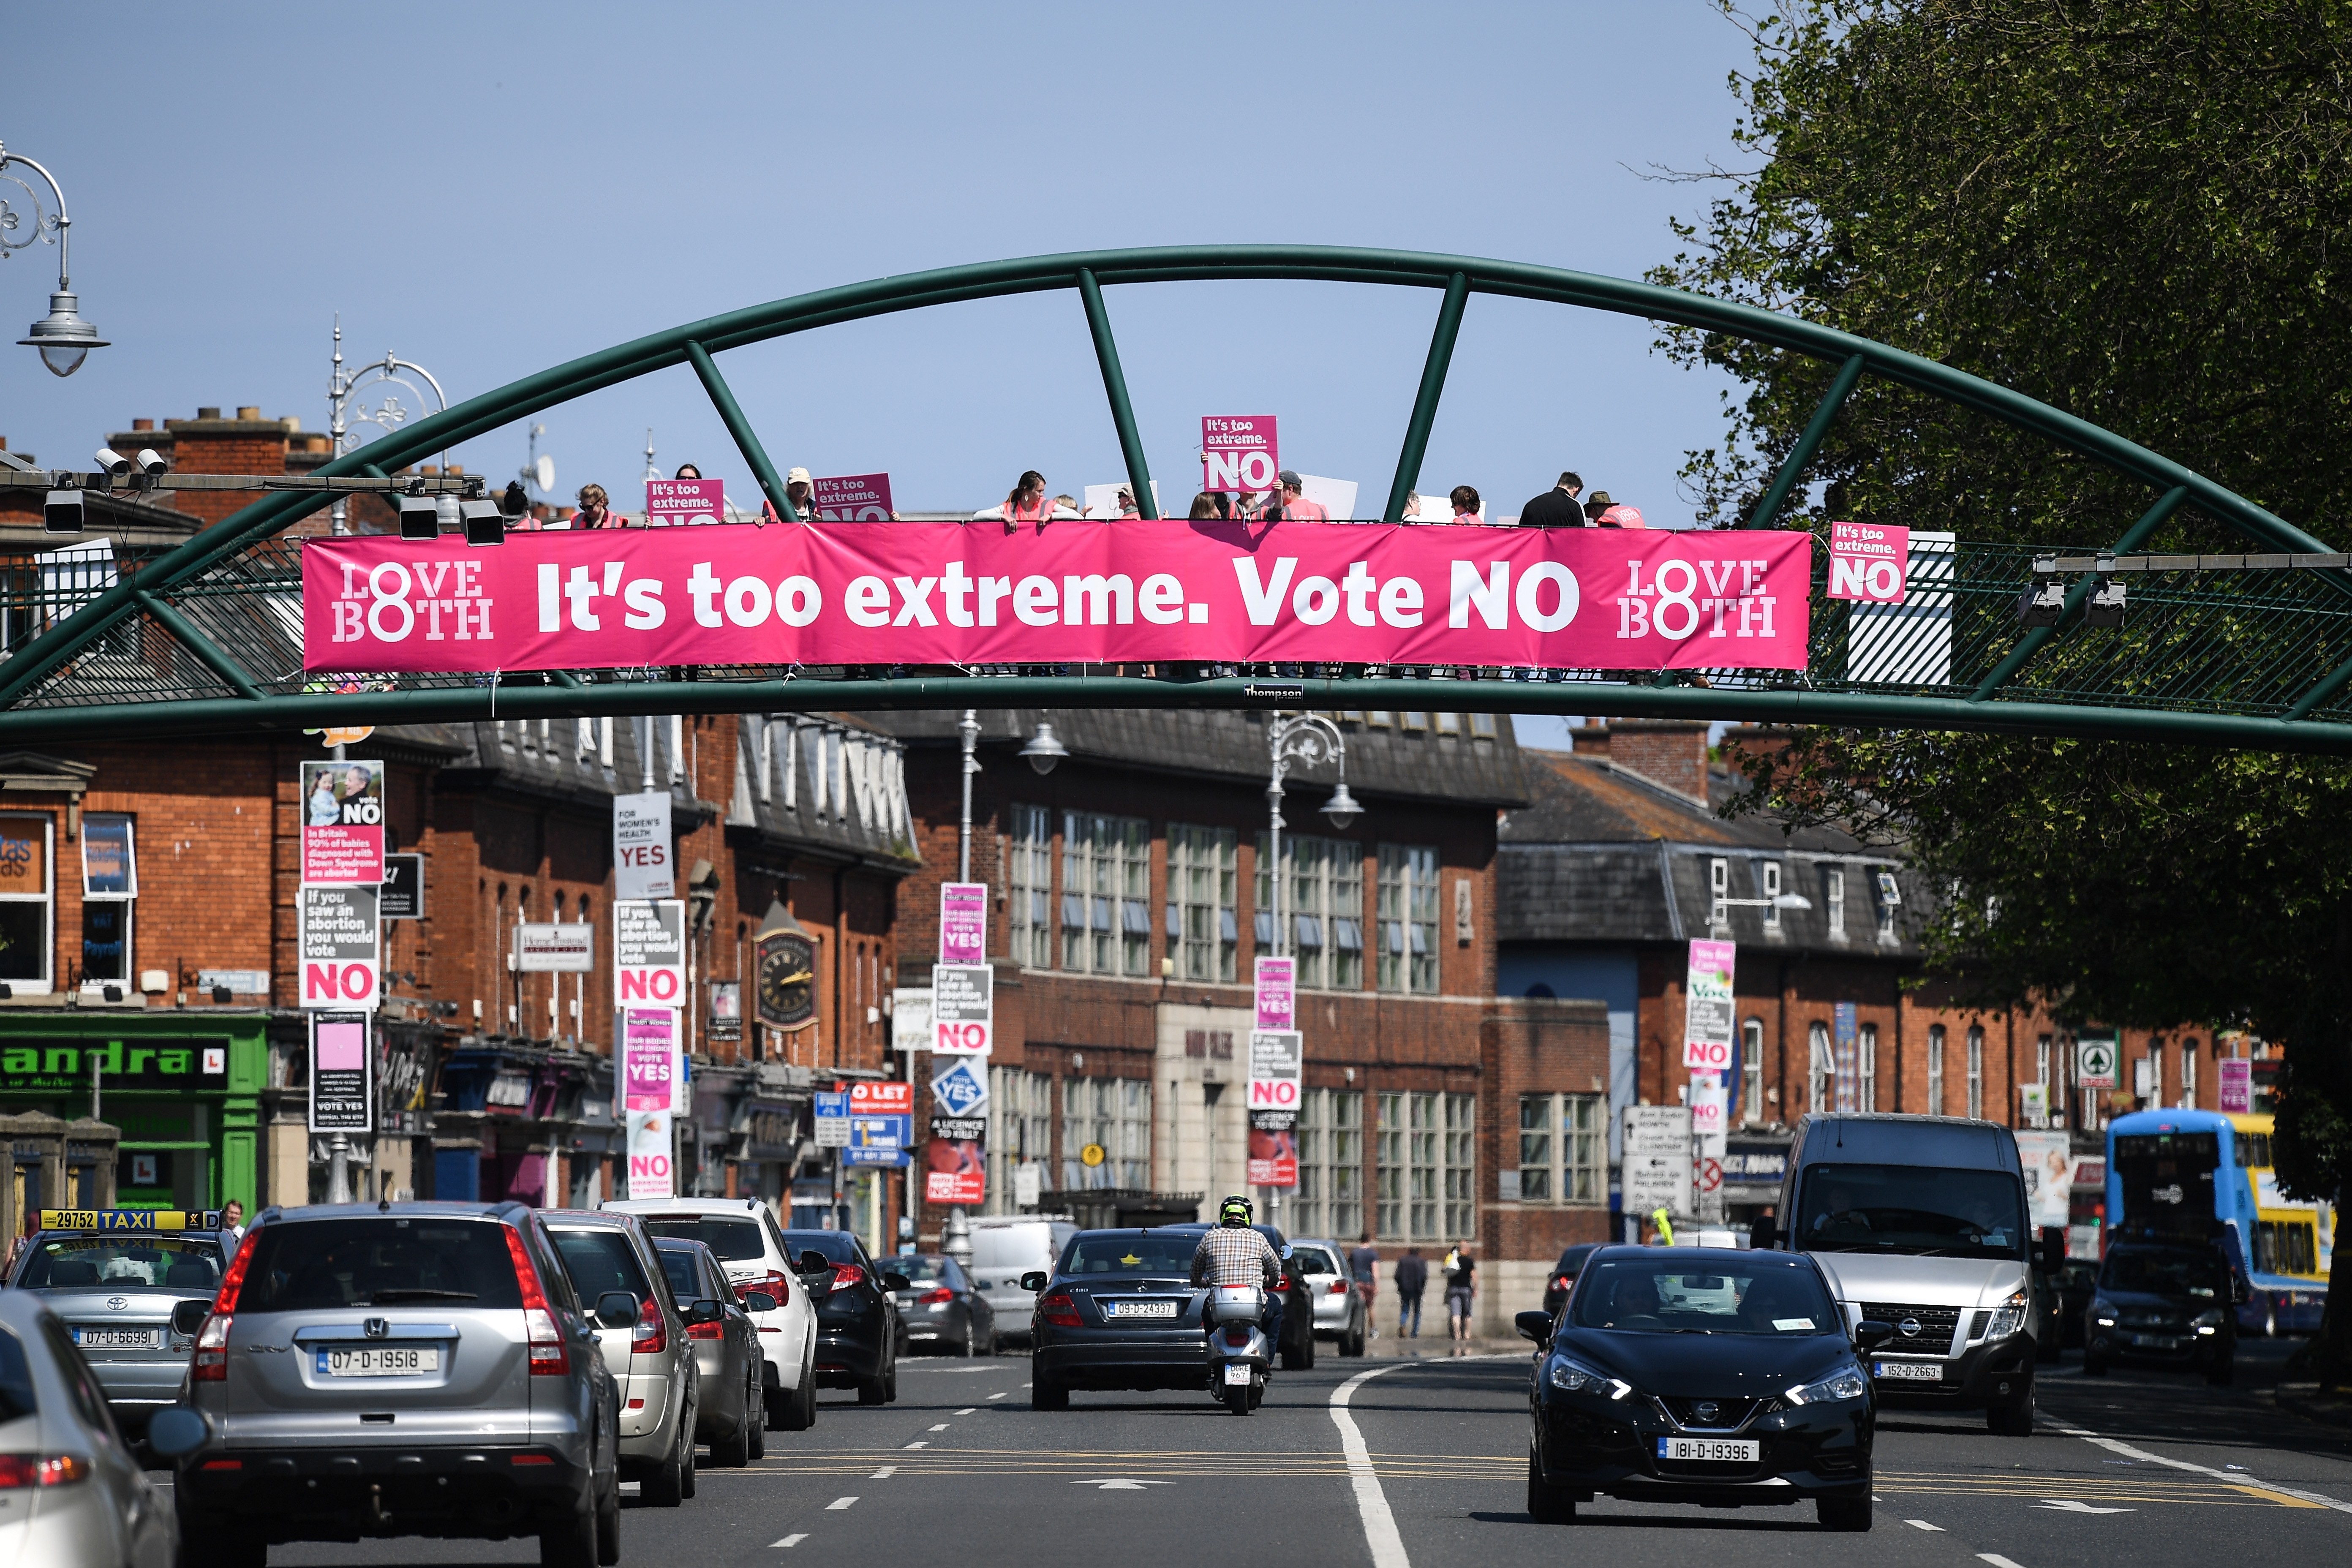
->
[1275,1276,1290,1293]
[828,1264,866,1294]
[1552,1276,1572,1292]
[192,1312,234,1383]
[1329,1280,1349,1295]
[687,1318,725,1342]
[0,1454,89,1488]
[920,1288,954,1305]
[1039,1293,1081,1327]
[501,1225,569,1376]
[630,1293,667,1356]
[734,1270,791,1309]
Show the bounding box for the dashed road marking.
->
[987,1391,1007,1400]
[771,1535,806,1548]
[1979,1556,2030,1568]
[1906,1520,1944,1531]
[869,1466,896,1479]
[826,1497,858,1510]
[928,1423,949,1432]
[956,1407,977,1414]
[903,1441,928,1450]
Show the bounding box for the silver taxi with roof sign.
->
[3,1209,229,1443]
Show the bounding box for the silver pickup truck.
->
[1758,1114,2062,1436]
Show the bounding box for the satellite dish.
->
[534,453,555,495]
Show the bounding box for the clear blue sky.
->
[4,1,1761,747]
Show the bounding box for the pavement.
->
[175,1334,2352,1568]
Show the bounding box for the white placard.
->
[892,987,934,1053]
[613,791,675,901]
[615,900,687,1008]
[514,922,595,973]
[626,1108,675,1198]
[298,885,381,1011]
[932,963,994,1054]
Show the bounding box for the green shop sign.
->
[0,1039,230,1094]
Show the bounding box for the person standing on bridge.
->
[982,471,1080,531]
[567,483,621,529]
[1275,470,1328,522]
[1519,471,1588,528]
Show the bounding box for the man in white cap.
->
[784,466,816,519]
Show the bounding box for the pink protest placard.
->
[939,882,987,966]
[645,478,724,526]
[314,1018,368,1072]
[2218,1058,2252,1113]
[1828,520,1909,602]
[621,1008,677,1111]
[304,520,1813,674]
[1202,415,1279,493]
[1254,955,1295,1032]
[813,472,894,521]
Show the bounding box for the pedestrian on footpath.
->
[1395,1246,1428,1338]
[1349,1234,1380,1340]
[1444,1240,1476,1349]
[220,1199,246,1247]
[1519,471,1588,528]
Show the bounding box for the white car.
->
[603,1198,822,1431]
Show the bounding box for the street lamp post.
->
[1261,714,1360,1225]
[3,140,106,376]
[327,316,449,535]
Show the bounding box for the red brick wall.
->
[1481,998,1614,1260]
[1602,720,1709,800]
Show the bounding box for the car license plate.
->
[2127,1332,2178,1349]
[1222,1364,1251,1385]
[1658,1437,1759,1462]
[1106,1301,1179,1319]
[319,1346,439,1377]
[72,1328,158,1349]
[1873,1359,1942,1380]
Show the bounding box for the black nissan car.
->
[781,1229,908,1404]
[2083,1239,2242,1384]
[1522,1246,1890,1532]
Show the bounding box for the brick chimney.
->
[159,406,301,524]
[1601,719,1710,803]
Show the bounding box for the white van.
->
[966,1216,1078,1346]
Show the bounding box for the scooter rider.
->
[1191,1195,1284,1349]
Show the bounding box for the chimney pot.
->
[235,406,261,421]
[196,407,221,420]
[132,419,155,432]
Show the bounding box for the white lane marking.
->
[2036,1499,2132,1514]
[2077,1434,2352,1514]
[1979,1556,2030,1568]
[826,1496,858,1510]
[1332,1362,1411,1568]
[1906,1520,1944,1531]
[903,1441,928,1450]
[928,1423,949,1432]
[955,1407,977,1414]
[987,1391,1008,1400]
[1073,1478,1173,1489]
[771,1535,806,1548]
[869,1466,896,1479]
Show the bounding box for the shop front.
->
[0,1007,264,1217]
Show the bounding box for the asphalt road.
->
[206,1337,2352,1568]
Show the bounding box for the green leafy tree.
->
[1664,0,2352,1384]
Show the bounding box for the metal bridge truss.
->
[2,246,2349,752]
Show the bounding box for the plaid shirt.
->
[1190,1224,1280,1289]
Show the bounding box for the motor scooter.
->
[1200,1285,1270,1415]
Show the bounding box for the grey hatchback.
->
[541,1210,705,1508]
[171,1201,622,1568]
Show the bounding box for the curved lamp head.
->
[1321,781,1363,830]
[19,291,106,378]
[1020,720,1069,776]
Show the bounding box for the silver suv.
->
[171,1201,621,1568]
[542,1209,703,1506]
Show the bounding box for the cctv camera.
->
[94,448,131,476]
[136,449,170,476]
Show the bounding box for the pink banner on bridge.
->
[301,520,1812,673]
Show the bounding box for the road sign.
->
[933,963,993,1054]
[299,885,380,1010]
[515,922,594,972]
[613,791,674,901]
[615,900,686,1007]
[379,853,423,919]
[930,1056,988,1118]
[845,1114,912,1166]
[939,882,988,966]
[1623,1105,1692,1219]
[1247,1029,1302,1110]
[814,1090,851,1148]
[307,1012,372,1134]
[2076,1035,2118,1090]
[850,1081,913,1116]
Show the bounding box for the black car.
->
[1026,1228,1212,1409]
[781,1229,908,1404]
[1520,1245,1888,1532]
[1541,1243,1605,1319]
[2084,1241,2242,1385]
[1156,1222,1317,1369]
[881,1253,999,1356]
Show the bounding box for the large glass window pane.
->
[1518,1095,1552,1201]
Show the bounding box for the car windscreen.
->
[2101,1250,2223,1298]
[640,1216,766,1262]
[1570,1256,1838,1336]
[1555,1244,1601,1274]
[1290,1247,1340,1276]
[782,1232,861,1267]
[653,1245,710,1302]
[1060,1235,1200,1277]
[549,1228,656,1304]
[882,1255,950,1284]
[236,1219,523,1312]
[1796,1162,2028,1260]
[16,1234,224,1293]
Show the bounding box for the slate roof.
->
[874,707,1530,807]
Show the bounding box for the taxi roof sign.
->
[38,1209,221,1233]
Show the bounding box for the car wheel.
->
[594,1475,621,1567]
[857,1371,888,1405]
[986,1326,1001,1356]
[678,1402,698,1498]
[884,1353,899,1403]
[1818,1494,1873,1532]
[540,1496,599,1568]
[748,1376,768,1459]
[1032,1372,1070,1410]
[642,1428,686,1507]
[1987,1389,2035,1436]
[1526,1447,1577,1524]
[710,1384,752,1467]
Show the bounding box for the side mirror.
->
[798,1250,833,1274]
[595,1291,640,1330]
[1750,1215,1778,1251]
[742,1291,778,1315]
[1019,1271,1049,1293]
[1853,1318,1895,1352]
[688,1298,724,1325]
[1279,1244,1294,1260]
[1514,1309,1554,1345]
[170,1300,213,1338]
[879,1271,912,1293]
[145,1406,210,1460]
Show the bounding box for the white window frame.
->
[1760,860,1783,930]
[1007,804,1052,970]
[0,814,55,994]
[1808,1019,1829,1113]
[1168,823,1237,983]
[1297,1088,1364,1240]
[1741,1017,1765,1125]
[1255,832,1364,990]
[2181,1037,2199,1106]
[1858,1022,1878,1112]
[1060,811,1149,976]
[1967,1025,1985,1119]
[1927,1025,1946,1116]
[1375,844,1440,994]
[1824,866,1846,940]
[985,1066,1053,1215]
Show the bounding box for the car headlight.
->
[2192,1308,2222,1336]
[1984,1286,2029,1340]
[2091,1297,2117,1328]
[1784,1368,1868,1406]
[1547,1357,1633,1400]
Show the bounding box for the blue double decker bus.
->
[2104,1108,2330,1336]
